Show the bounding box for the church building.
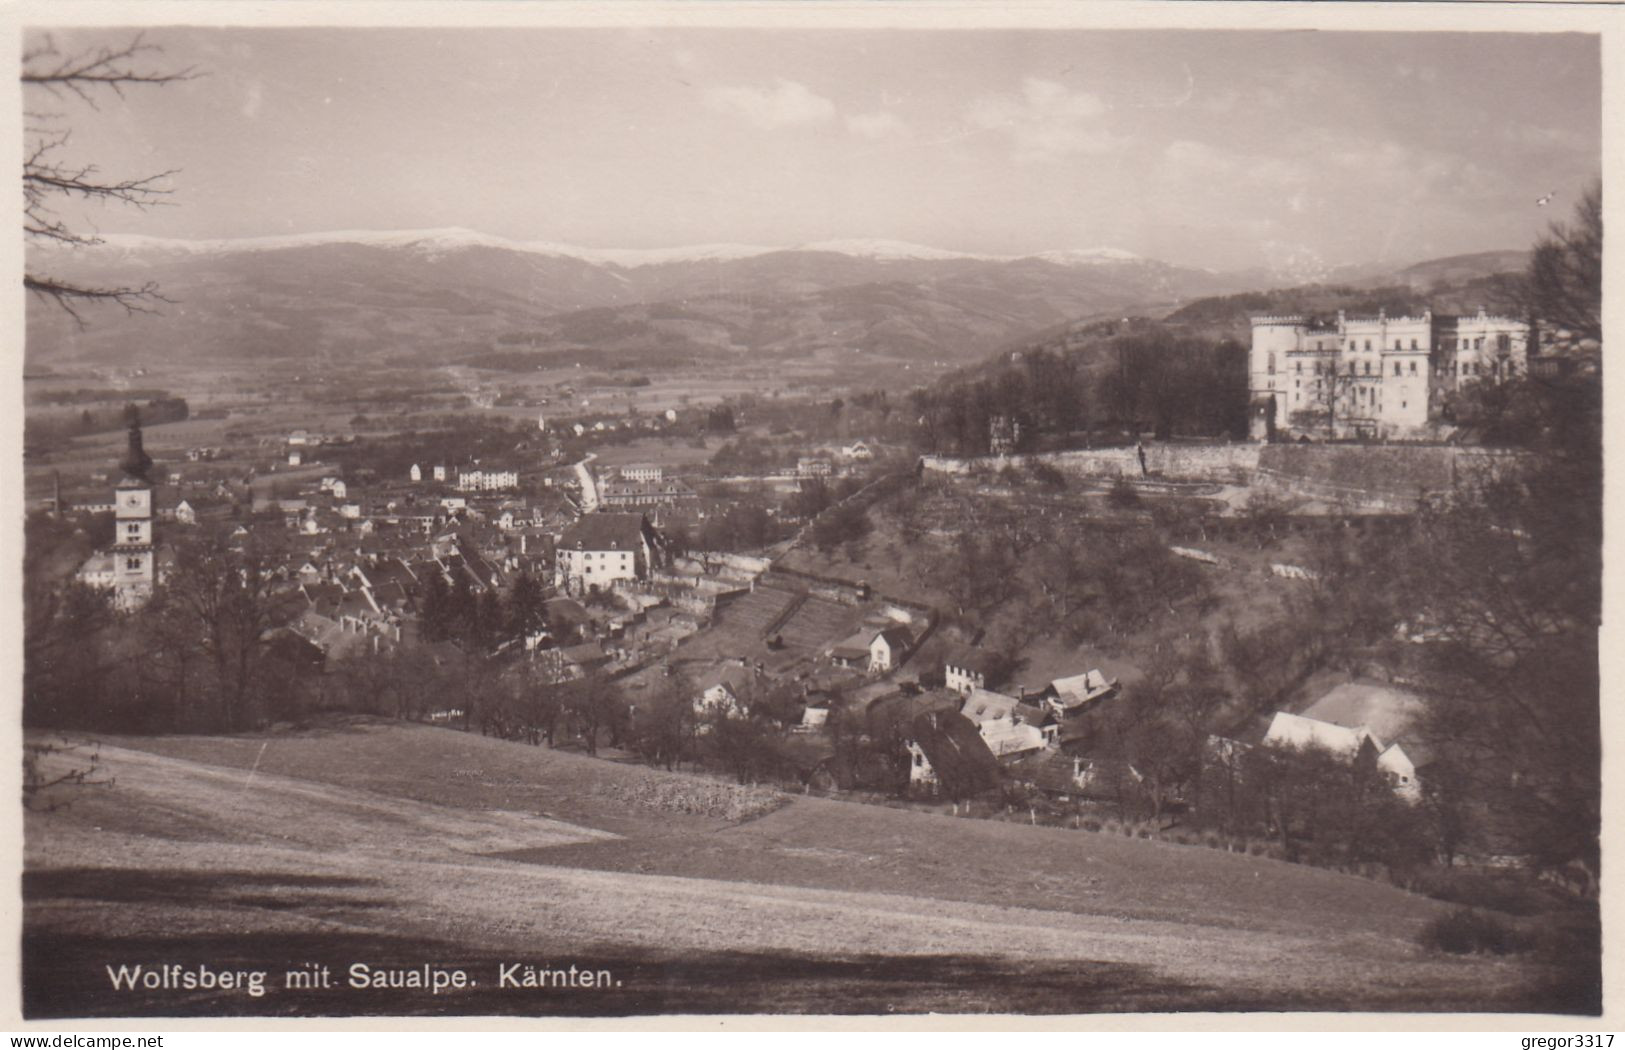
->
[78,415,162,610]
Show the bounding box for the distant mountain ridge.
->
[25,229,1528,371]
[78,228,1149,269]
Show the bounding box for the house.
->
[799,698,831,731]
[1006,750,1137,800]
[694,666,755,718]
[906,709,1000,797]
[841,441,874,461]
[1267,685,1423,802]
[409,464,422,483]
[945,651,994,695]
[797,457,833,478]
[869,627,912,674]
[554,513,661,592]
[597,477,697,509]
[829,631,874,671]
[959,687,1051,760]
[457,467,519,492]
[959,687,1020,724]
[619,464,664,483]
[559,641,612,676]
[1035,669,1120,715]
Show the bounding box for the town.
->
[18,22,1604,1021]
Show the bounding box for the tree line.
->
[909,331,1248,457]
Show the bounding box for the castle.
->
[1249,308,1529,440]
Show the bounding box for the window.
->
[1295,361,1302,374]
[1411,339,1419,350]
[1267,352,1275,375]
[1410,361,1418,375]
[1394,341,1402,351]
[1475,337,1484,350]
[1498,334,1511,353]
[126,523,140,536]
[126,557,142,570]
[1394,362,1402,376]
[1364,361,1372,375]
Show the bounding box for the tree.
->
[23,32,198,321]
[1522,178,1601,346]
[505,571,549,644]
[154,526,292,731]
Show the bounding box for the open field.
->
[24,720,1593,1017]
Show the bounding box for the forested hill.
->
[910,320,1249,456]
[1160,277,1525,340]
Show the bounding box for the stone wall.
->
[922,444,1258,483]
[923,443,1526,509]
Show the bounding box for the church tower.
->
[111,413,157,609]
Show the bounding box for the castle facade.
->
[1249,308,1529,440]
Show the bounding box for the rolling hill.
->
[22,719,1592,1017]
[24,230,1252,371]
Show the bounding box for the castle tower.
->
[111,414,157,609]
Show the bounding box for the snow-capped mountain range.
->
[35,227,1516,370]
[75,227,1148,269]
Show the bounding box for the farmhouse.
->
[1033,669,1119,715]
[1262,680,1427,800]
[619,464,664,482]
[959,688,1051,760]
[906,709,1000,796]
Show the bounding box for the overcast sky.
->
[24,26,1601,271]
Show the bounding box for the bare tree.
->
[1522,178,1602,345]
[22,32,198,323]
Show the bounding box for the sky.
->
[21,25,1603,272]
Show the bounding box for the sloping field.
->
[778,596,860,652]
[24,721,1588,1017]
[715,586,800,637]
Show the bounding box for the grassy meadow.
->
[22,720,1593,1018]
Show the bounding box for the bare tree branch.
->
[21,32,197,319]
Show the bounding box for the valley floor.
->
[23,721,1594,1018]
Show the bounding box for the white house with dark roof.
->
[554,513,660,592]
[869,627,912,674]
[1263,679,1427,800]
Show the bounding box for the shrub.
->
[1082,819,1103,833]
[1406,868,1554,917]
[605,778,785,822]
[1107,477,1140,508]
[1419,908,1535,956]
